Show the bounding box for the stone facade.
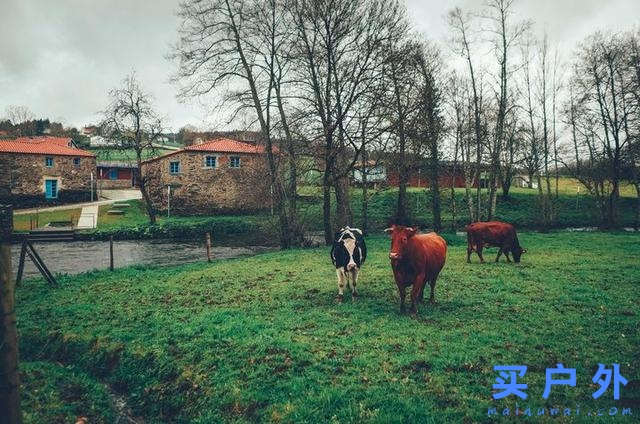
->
[2,153,97,207]
[98,179,133,190]
[141,150,272,215]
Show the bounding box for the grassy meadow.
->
[12,208,81,232]
[17,231,640,423]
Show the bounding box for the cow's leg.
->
[466,240,473,263]
[496,248,502,262]
[477,244,485,263]
[410,273,426,314]
[336,268,345,302]
[429,278,437,303]
[397,284,406,313]
[504,250,511,262]
[350,268,359,298]
[418,283,425,303]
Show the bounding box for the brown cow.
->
[466,221,527,263]
[385,225,447,314]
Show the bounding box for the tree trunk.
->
[334,175,352,229]
[429,140,441,232]
[464,177,474,223]
[361,149,369,235]
[0,198,22,424]
[635,183,640,230]
[396,175,408,225]
[322,171,332,245]
[276,83,303,247]
[136,167,157,225]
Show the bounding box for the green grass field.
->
[17,231,640,423]
[89,147,174,162]
[12,208,81,232]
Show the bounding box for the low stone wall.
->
[98,179,133,190]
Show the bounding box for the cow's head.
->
[335,228,360,271]
[512,247,527,263]
[385,225,417,261]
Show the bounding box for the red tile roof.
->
[185,138,275,154]
[0,136,95,157]
[13,136,73,147]
[142,137,277,163]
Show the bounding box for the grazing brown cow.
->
[466,221,527,263]
[385,225,447,314]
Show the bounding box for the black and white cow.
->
[330,226,367,301]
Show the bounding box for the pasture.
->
[17,231,640,423]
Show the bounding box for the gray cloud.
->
[0,0,638,131]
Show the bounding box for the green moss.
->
[21,361,115,424]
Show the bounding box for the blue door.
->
[45,180,58,199]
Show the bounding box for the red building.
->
[97,161,137,189]
[354,159,481,189]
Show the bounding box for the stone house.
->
[140,138,274,214]
[0,136,96,207]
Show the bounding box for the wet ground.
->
[11,239,275,280]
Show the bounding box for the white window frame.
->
[204,155,218,169]
[169,161,180,175]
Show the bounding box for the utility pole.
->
[0,186,22,424]
[167,185,171,218]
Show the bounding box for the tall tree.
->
[171,0,303,248]
[290,0,407,243]
[484,0,529,219]
[568,31,634,228]
[448,7,484,222]
[101,73,164,225]
[415,43,445,231]
[386,40,422,225]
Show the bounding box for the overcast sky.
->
[1,0,638,132]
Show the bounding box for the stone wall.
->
[98,179,133,190]
[2,153,97,208]
[141,151,272,215]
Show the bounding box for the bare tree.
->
[567,31,635,228]
[171,0,303,248]
[447,73,477,221]
[448,7,484,222]
[627,29,640,227]
[4,105,34,125]
[290,0,407,243]
[484,0,529,219]
[385,39,422,225]
[101,73,164,224]
[414,43,445,232]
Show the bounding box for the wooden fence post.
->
[109,236,114,271]
[0,196,22,424]
[205,232,212,262]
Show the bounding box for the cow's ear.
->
[407,227,418,238]
[384,227,394,234]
